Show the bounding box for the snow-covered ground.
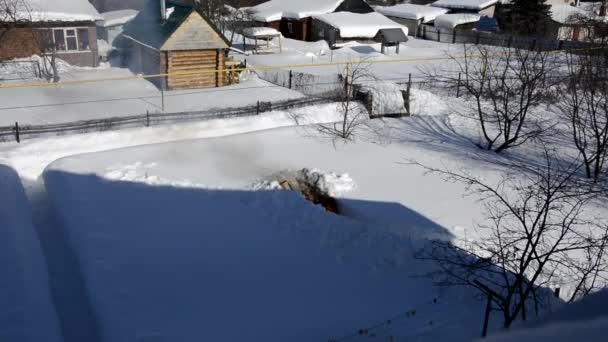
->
[0,67,304,126]
[1,32,607,342]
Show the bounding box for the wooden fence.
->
[419,25,597,52]
[0,96,336,143]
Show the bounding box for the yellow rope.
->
[0,46,603,90]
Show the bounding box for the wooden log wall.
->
[167,49,226,90]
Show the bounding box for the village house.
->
[547,4,593,41]
[248,0,374,41]
[0,0,102,67]
[97,9,138,46]
[376,3,449,37]
[311,12,408,49]
[122,0,232,90]
[431,0,500,17]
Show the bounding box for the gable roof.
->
[123,1,229,51]
[249,0,345,22]
[6,0,101,22]
[377,28,408,43]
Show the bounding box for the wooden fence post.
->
[476,32,480,45]
[452,30,456,44]
[161,88,165,112]
[289,70,293,89]
[146,110,150,127]
[437,29,441,42]
[507,35,512,49]
[531,39,537,51]
[256,100,260,114]
[456,72,462,98]
[14,122,20,143]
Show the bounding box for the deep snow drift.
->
[43,165,484,342]
[0,163,62,342]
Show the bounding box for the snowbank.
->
[434,13,481,30]
[42,162,444,342]
[314,12,408,38]
[431,0,499,11]
[360,81,406,116]
[249,0,343,22]
[0,163,62,342]
[99,9,138,27]
[376,4,449,23]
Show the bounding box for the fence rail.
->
[0,96,337,143]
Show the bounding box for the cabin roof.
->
[123,1,229,51]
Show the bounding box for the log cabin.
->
[122,0,230,90]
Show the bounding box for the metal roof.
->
[377,28,408,43]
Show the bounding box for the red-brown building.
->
[248,0,373,41]
[0,0,102,67]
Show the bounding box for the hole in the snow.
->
[254,169,350,214]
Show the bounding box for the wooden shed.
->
[122,0,230,90]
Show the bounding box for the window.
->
[78,28,90,50]
[53,29,66,50]
[287,22,293,34]
[65,29,77,50]
[50,27,91,52]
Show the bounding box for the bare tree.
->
[559,49,608,182]
[317,61,371,142]
[430,45,555,153]
[414,149,608,329]
[1,0,59,82]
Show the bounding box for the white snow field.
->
[0,163,63,342]
[0,68,304,126]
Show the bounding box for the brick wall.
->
[1,24,99,67]
[0,27,41,60]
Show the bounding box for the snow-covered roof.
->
[550,4,590,24]
[376,4,449,23]
[98,9,138,27]
[10,0,102,22]
[434,13,481,29]
[431,0,499,11]
[314,12,408,38]
[248,0,344,22]
[242,27,281,37]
